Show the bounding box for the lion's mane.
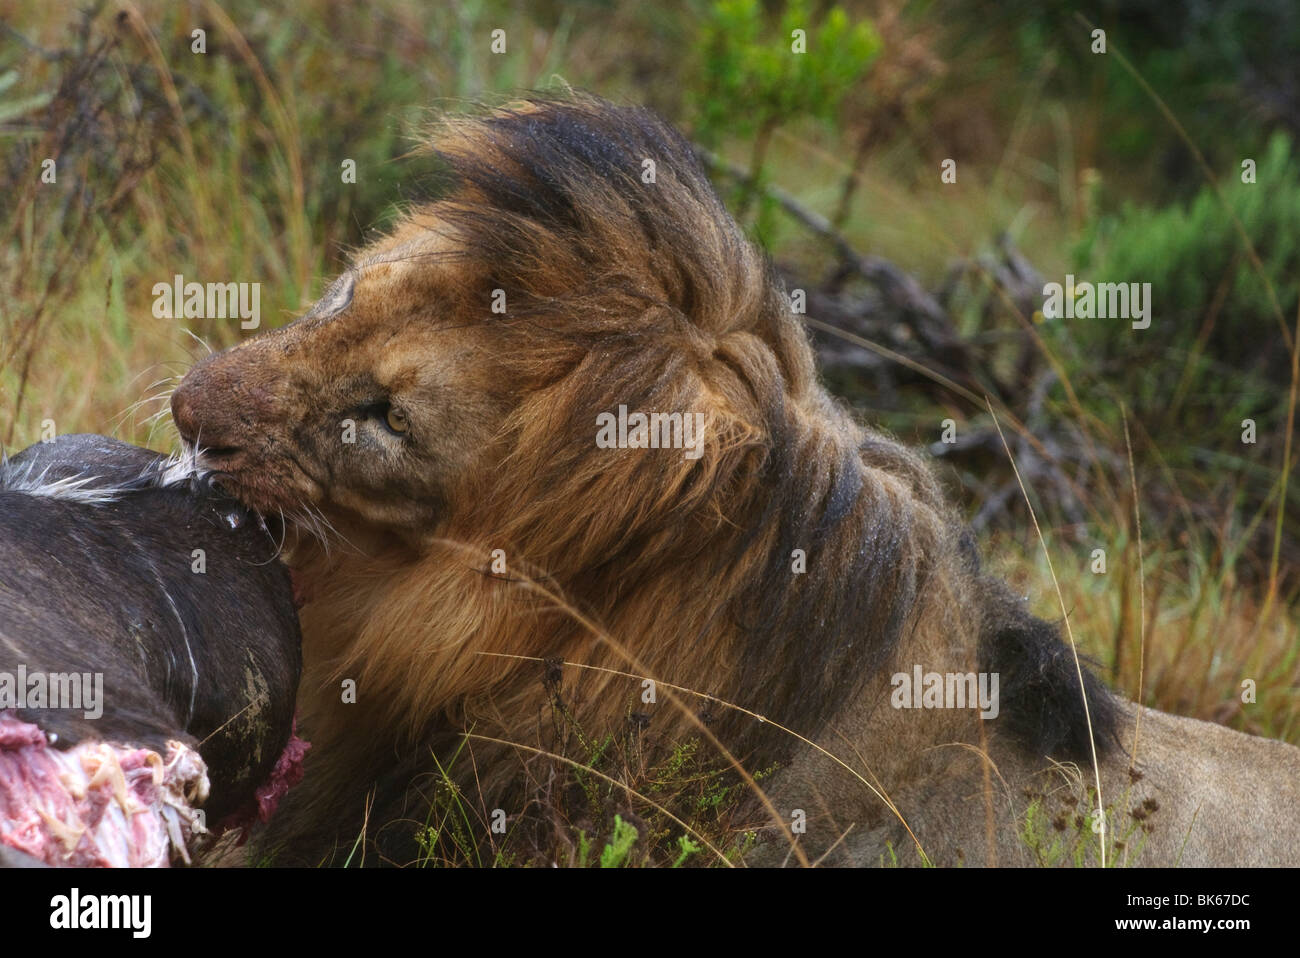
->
[272,95,1116,863]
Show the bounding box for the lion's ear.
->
[304,272,356,321]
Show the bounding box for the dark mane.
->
[414,92,1116,765]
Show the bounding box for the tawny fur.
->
[171,93,1300,866]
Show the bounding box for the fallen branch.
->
[696,145,956,339]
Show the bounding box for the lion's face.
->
[171,97,773,559]
[171,221,513,540]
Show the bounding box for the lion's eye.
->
[385,406,410,434]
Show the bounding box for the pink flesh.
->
[217,721,310,843]
[289,568,311,610]
[0,712,209,867]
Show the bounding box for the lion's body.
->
[767,691,1300,867]
[171,94,1300,866]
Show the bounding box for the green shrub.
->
[689,0,879,233]
[1075,132,1300,360]
[1046,131,1300,574]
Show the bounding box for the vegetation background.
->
[1,0,1296,864]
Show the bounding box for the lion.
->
[170,93,1300,866]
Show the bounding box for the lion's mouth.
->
[192,461,342,562]
[213,472,303,517]
[182,441,313,512]
[200,444,242,462]
[200,474,331,572]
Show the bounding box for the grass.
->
[397,721,767,868]
[2,1,1297,865]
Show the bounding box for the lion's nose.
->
[171,380,201,447]
[172,358,246,458]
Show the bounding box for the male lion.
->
[171,93,1300,866]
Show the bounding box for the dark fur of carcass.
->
[0,435,303,865]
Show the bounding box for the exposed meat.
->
[218,722,310,843]
[0,713,207,867]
